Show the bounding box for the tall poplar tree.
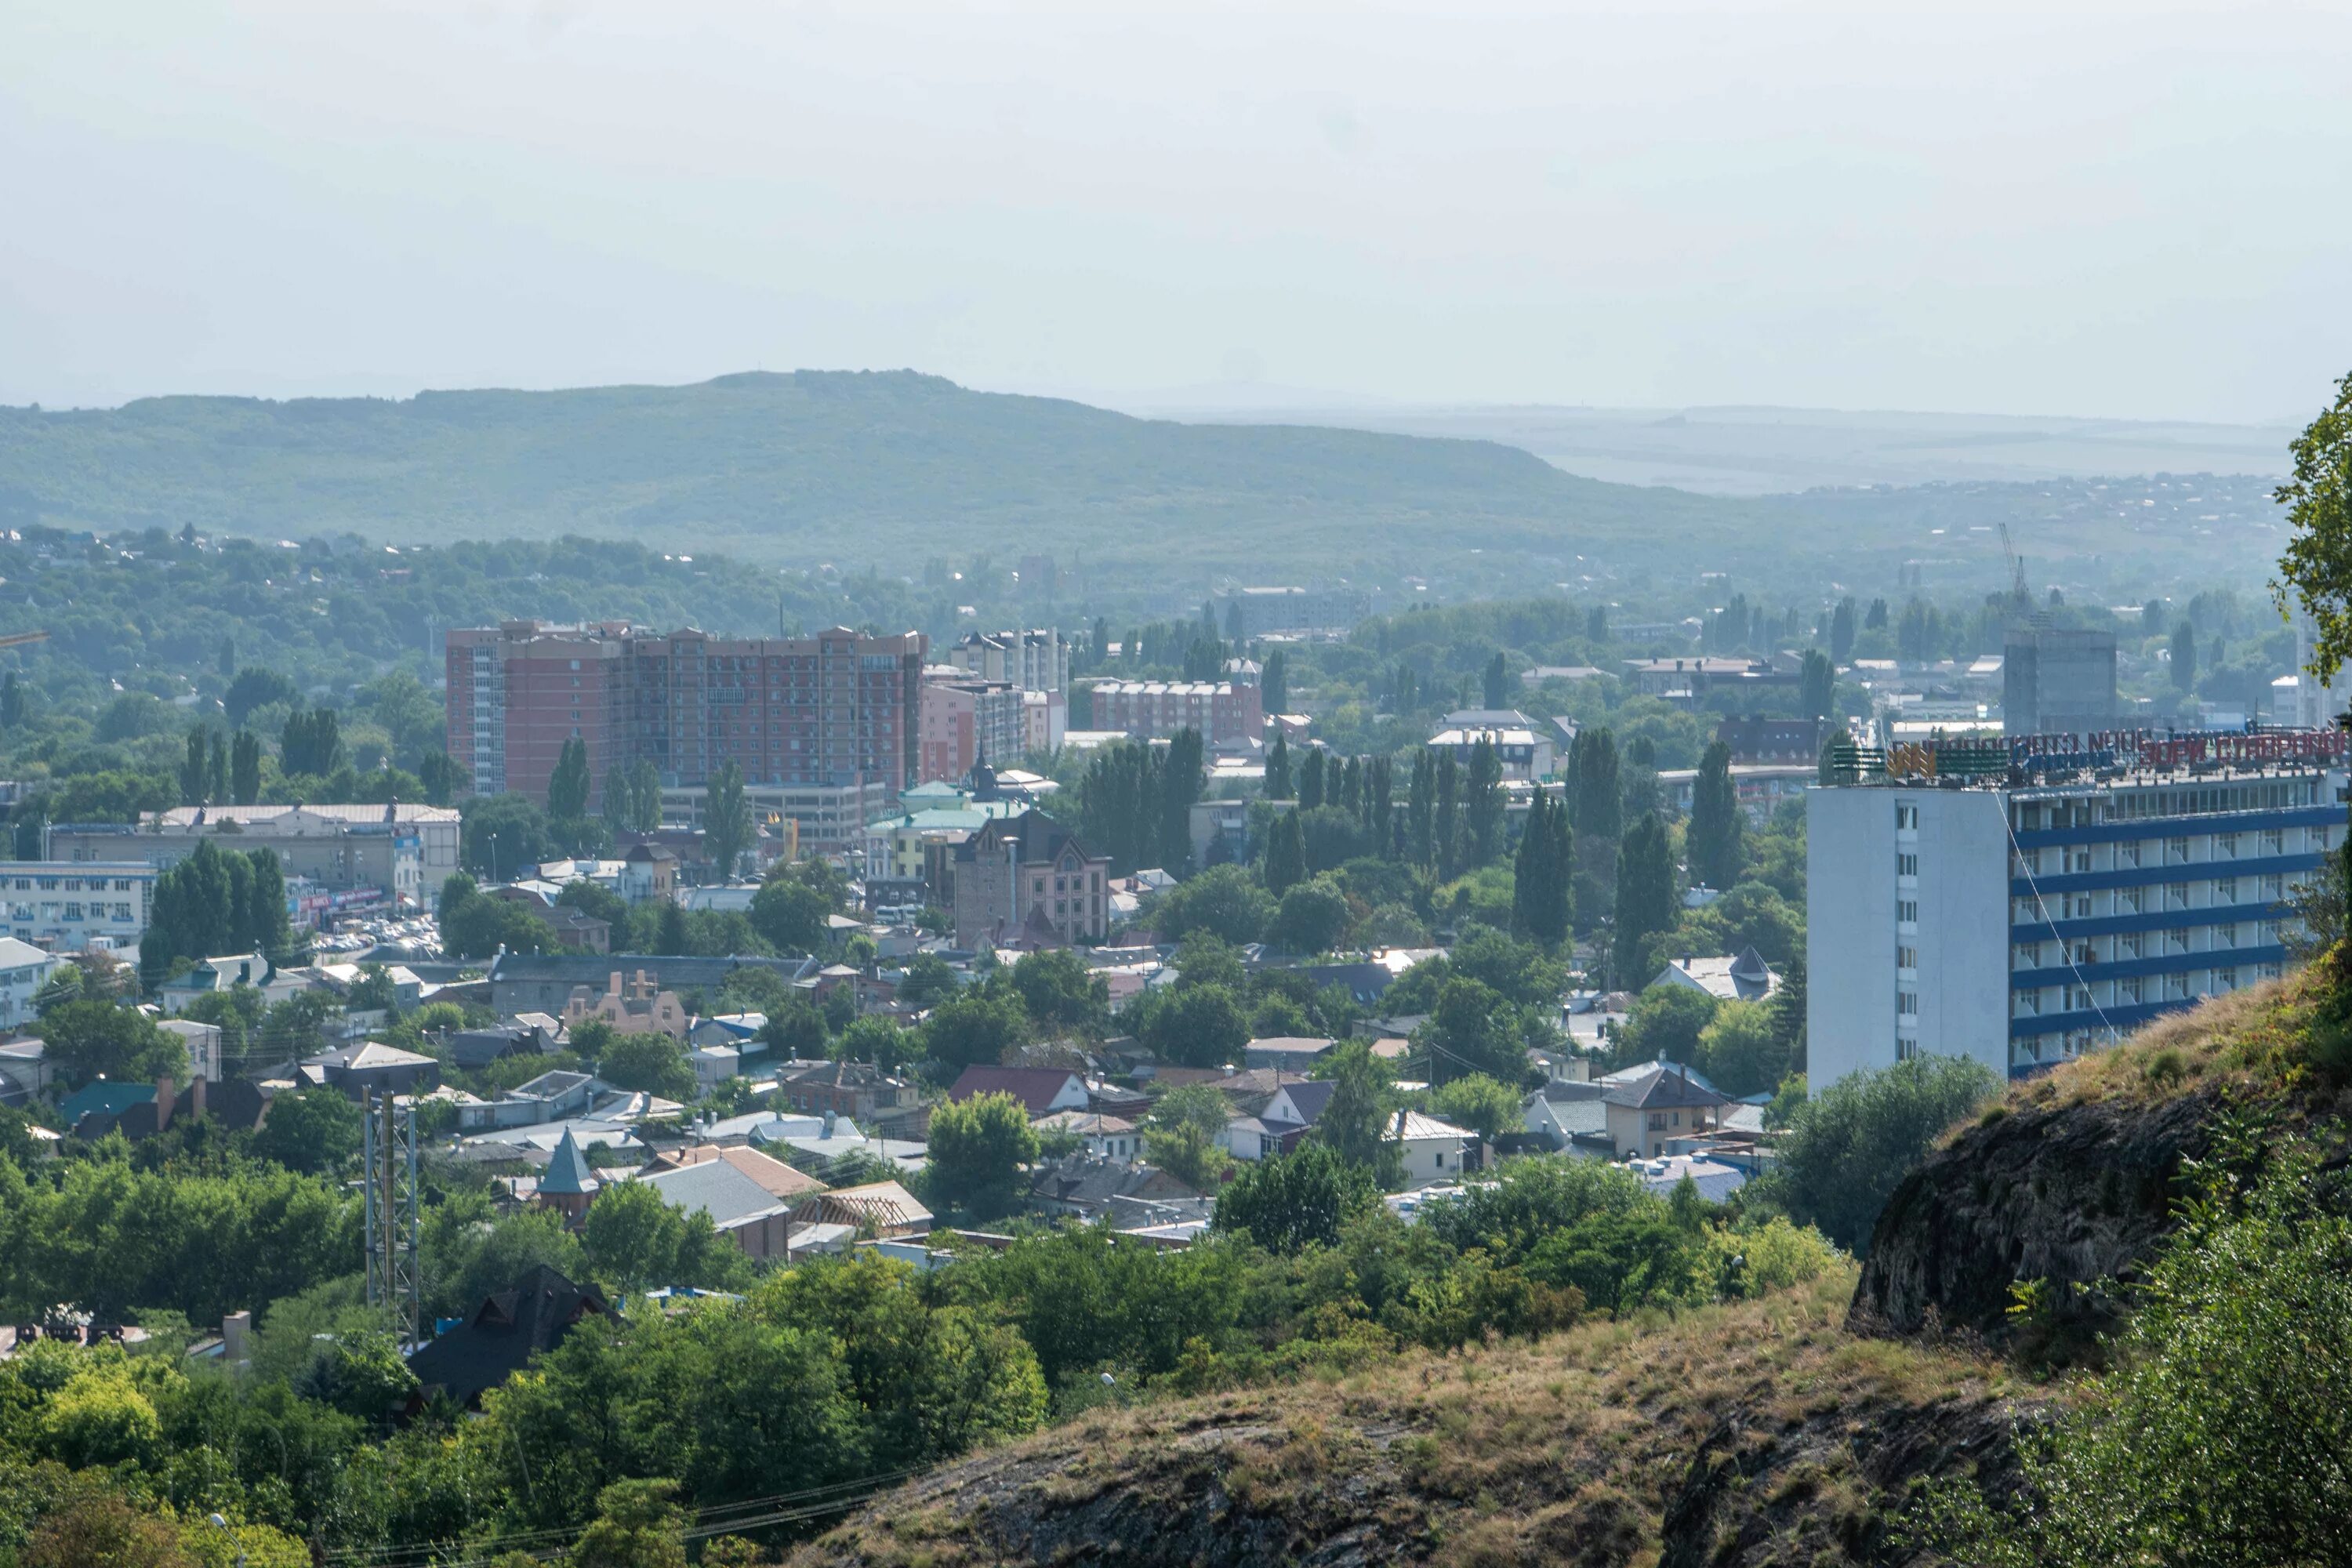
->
[1263,810,1305,898]
[1612,811,1675,986]
[1688,739,1744,891]
[1407,749,1435,868]
[1465,737,1504,866]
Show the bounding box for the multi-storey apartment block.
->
[1809,732,2346,1087]
[447,622,927,814]
[1087,680,1264,747]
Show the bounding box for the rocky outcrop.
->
[788,1287,2035,1568]
[1849,1083,2231,1348]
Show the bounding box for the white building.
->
[0,862,158,950]
[1809,746,2343,1087]
[0,938,62,1032]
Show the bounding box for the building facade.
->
[1087,681,1264,746]
[2002,626,2118,736]
[1216,587,1370,637]
[1809,747,2342,1087]
[949,813,1110,949]
[0,862,158,950]
[47,804,457,912]
[943,629,1069,695]
[447,621,927,811]
[918,670,1025,784]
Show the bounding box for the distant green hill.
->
[0,370,1737,582]
[0,369,2281,598]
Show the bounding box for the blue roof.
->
[60,1081,158,1123]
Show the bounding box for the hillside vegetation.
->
[0,372,2270,593]
[787,1272,2027,1568]
[0,372,1733,582]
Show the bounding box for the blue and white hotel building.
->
[1809,746,2343,1085]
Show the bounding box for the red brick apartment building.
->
[447,622,926,811]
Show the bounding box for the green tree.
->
[599,763,634,827]
[1406,747,1434,866]
[2170,617,2198,692]
[32,964,83,1017]
[569,1479,688,1568]
[1140,982,1250,1069]
[280,706,343,778]
[1617,983,1718,1068]
[757,997,829,1060]
[924,1091,1040,1219]
[1688,739,1744,891]
[1570,727,1622,840]
[460,793,553,878]
[1920,1139,2352,1568]
[230,729,263,805]
[249,1087,365,1174]
[1308,1037,1402,1184]
[1269,877,1351,954]
[597,1033,697,1099]
[1261,648,1288,713]
[1464,736,1504,866]
[1264,731,1292,800]
[1798,648,1834,719]
[924,990,1029,1073]
[1214,1141,1379,1254]
[224,667,299,728]
[1413,977,1526,1088]
[1612,811,1675,985]
[1433,748,1461,877]
[2275,370,2352,681]
[1694,998,1787,1098]
[1298,748,1325,811]
[1010,948,1108,1040]
[1751,1053,1999,1252]
[750,875,833,955]
[39,1000,188,1087]
[1431,1072,1524,1143]
[1144,1083,1235,1190]
[547,736,592,821]
[702,760,754,880]
[895,952,960,1009]
[415,747,463,808]
[579,1181,750,1294]
[1482,650,1508,708]
[1830,596,1857,663]
[1261,809,1305,898]
[1512,789,1572,946]
[1148,864,1272,946]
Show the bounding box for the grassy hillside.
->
[0,371,1739,583]
[786,1272,2027,1568]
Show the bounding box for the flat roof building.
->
[1808,731,2345,1087]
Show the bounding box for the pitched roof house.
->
[949,1065,1089,1117]
[405,1265,613,1410]
[1601,1061,1730,1159]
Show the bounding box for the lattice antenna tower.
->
[362,1090,422,1347]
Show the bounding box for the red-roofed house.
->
[948,1065,1089,1117]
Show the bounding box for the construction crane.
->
[1997,524,2031,611]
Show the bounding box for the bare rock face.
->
[1849,1083,2230,1348]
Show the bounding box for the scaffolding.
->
[361,1090,422,1348]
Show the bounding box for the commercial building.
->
[2002,626,2117,737]
[446,621,926,811]
[1215,587,1370,638]
[0,862,158,950]
[1808,731,2345,1087]
[1622,657,1799,707]
[1087,680,1265,746]
[942,629,1069,695]
[1425,723,1555,782]
[918,669,1025,784]
[47,804,459,913]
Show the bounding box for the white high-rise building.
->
[1809,745,2343,1087]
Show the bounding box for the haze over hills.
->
[0,369,2287,601]
[1102,390,2296,495]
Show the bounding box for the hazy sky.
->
[4,2,2348,422]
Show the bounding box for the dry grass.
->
[790,1269,2027,1567]
[2003,971,2320,1114]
